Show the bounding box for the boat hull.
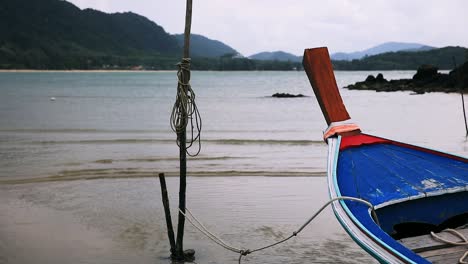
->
[327,135,468,264]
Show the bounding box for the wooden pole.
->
[183,0,192,59]
[174,0,192,260]
[453,57,468,137]
[158,173,176,255]
[461,88,468,137]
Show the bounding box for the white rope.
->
[431,229,468,246]
[179,208,243,253]
[430,228,468,264]
[170,58,202,156]
[461,252,468,264]
[180,196,378,263]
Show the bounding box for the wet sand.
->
[0,193,149,264]
[0,177,377,264]
[0,70,176,73]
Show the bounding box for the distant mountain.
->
[174,34,239,58]
[249,51,302,62]
[0,0,299,70]
[1,0,464,71]
[0,0,180,69]
[331,42,436,61]
[332,46,468,70]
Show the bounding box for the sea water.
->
[0,71,467,263]
[1,70,466,181]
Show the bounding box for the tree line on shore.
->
[1,0,466,71]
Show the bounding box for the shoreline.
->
[0,69,177,73]
[0,69,423,73]
[0,171,326,185]
[0,176,376,264]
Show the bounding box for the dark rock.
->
[365,75,376,82]
[376,73,387,83]
[346,73,389,91]
[449,61,468,89]
[413,64,438,81]
[345,62,468,94]
[272,93,306,98]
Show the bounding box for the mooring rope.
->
[170,58,202,156]
[180,196,378,263]
[430,228,468,263]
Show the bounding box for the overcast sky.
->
[67,0,468,56]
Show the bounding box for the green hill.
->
[0,0,180,69]
[1,0,466,71]
[330,42,435,61]
[249,51,302,62]
[0,0,299,71]
[174,34,239,58]
[332,46,468,70]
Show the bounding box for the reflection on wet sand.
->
[0,177,377,264]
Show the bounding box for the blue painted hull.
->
[327,134,468,263]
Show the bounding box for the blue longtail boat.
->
[303,47,468,263]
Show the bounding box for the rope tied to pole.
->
[179,196,379,264]
[170,57,202,156]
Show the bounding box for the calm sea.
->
[1,70,466,181]
[0,71,467,263]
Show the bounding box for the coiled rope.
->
[170,58,202,156]
[430,228,468,263]
[180,196,378,264]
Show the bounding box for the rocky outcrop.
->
[449,61,468,88]
[272,93,306,98]
[346,63,468,94]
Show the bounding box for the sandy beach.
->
[0,69,177,73]
[0,177,377,264]
[0,189,145,264]
[1,70,466,264]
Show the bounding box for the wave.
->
[0,169,325,184]
[209,139,324,145]
[33,139,172,144]
[92,156,249,163]
[45,95,160,99]
[0,128,310,134]
[0,128,169,134]
[31,138,324,145]
[123,156,249,162]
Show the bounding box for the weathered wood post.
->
[158,173,176,255]
[173,0,194,261]
[453,57,468,137]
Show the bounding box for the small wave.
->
[0,169,325,184]
[123,156,249,162]
[33,139,172,144]
[46,95,159,99]
[90,156,247,164]
[32,138,324,145]
[94,159,114,164]
[0,128,169,134]
[0,128,309,134]
[209,139,324,145]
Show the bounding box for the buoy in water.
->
[50,97,56,101]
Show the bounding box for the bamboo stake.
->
[174,0,193,260]
[453,57,468,137]
[461,89,468,137]
[158,173,176,255]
